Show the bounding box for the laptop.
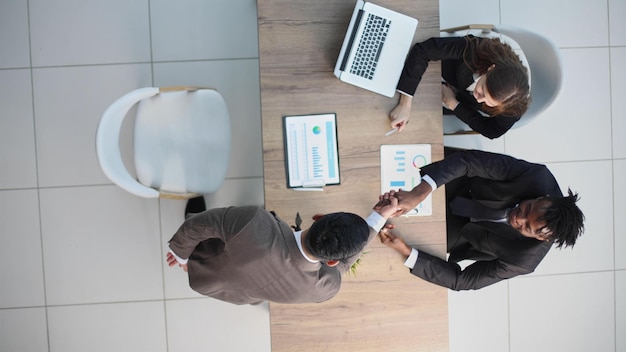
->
[334,0,418,97]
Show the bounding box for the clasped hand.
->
[374,184,430,217]
[378,224,412,257]
[374,185,432,257]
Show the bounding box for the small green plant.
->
[347,251,368,277]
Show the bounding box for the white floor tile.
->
[162,259,203,300]
[609,0,626,46]
[153,60,264,179]
[32,64,152,188]
[439,0,501,29]
[509,272,614,352]
[505,48,612,162]
[448,282,509,352]
[150,0,259,61]
[166,298,270,352]
[617,270,626,352]
[48,301,166,352]
[611,47,626,159]
[615,159,626,270]
[0,0,30,68]
[530,160,614,275]
[0,190,45,308]
[29,0,151,66]
[0,307,48,352]
[0,69,37,189]
[40,185,163,305]
[501,0,609,48]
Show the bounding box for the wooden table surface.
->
[258,0,448,350]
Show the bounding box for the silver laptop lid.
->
[334,1,417,97]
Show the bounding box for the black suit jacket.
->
[397,36,520,139]
[410,150,562,290]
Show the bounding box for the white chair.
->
[96,86,231,199]
[440,24,563,135]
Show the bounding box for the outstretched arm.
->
[379,229,528,290]
[397,37,470,96]
[411,250,525,291]
[389,94,413,132]
[421,149,548,187]
[378,228,411,257]
[391,37,469,133]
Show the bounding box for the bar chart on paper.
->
[284,113,340,188]
[380,144,432,216]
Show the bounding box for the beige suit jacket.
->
[169,206,375,305]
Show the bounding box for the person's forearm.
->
[398,93,413,108]
[397,244,412,257]
[409,180,433,201]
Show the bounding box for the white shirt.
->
[465,73,481,92]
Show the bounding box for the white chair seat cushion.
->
[134,89,231,194]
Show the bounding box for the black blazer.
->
[410,150,562,290]
[397,36,520,139]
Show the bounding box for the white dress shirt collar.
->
[293,230,319,263]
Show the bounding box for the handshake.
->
[373,181,433,218]
[373,182,434,256]
[373,189,420,258]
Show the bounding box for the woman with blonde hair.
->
[391,36,530,139]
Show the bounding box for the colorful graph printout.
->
[380,144,432,216]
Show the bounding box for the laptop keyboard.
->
[349,14,391,80]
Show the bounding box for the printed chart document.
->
[381,144,432,216]
[283,113,340,189]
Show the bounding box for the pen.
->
[385,127,398,136]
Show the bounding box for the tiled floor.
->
[0,0,623,351]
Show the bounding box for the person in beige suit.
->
[167,197,400,305]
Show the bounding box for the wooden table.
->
[258,1,448,350]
